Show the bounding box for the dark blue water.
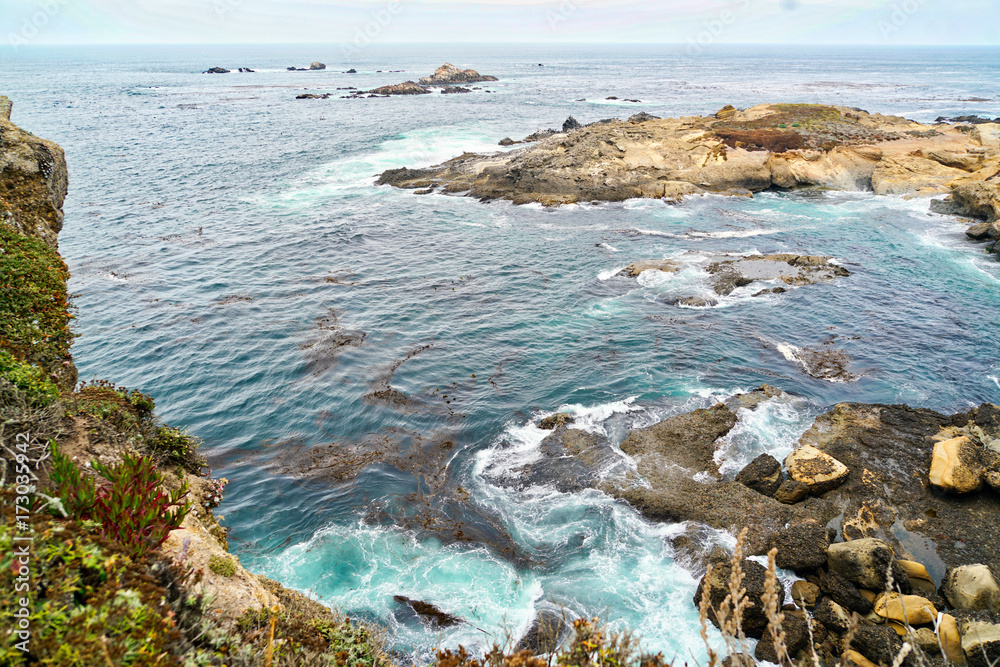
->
[3,43,999,660]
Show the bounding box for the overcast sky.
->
[1,0,997,46]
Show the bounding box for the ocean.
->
[3,42,1000,661]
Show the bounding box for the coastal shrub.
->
[50,448,191,558]
[0,225,75,372]
[0,348,59,405]
[208,554,236,577]
[233,607,385,666]
[149,424,205,472]
[714,128,807,153]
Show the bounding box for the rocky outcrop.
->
[418,63,498,85]
[375,103,1000,211]
[706,254,850,296]
[0,102,68,246]
[0,95,11,120]
[309,61,326,70]
[368,81,430,96]
[618,259,680,277]
[620,403,738,477]
[506,425,622,493]
[204,66,230,73]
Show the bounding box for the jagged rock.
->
[941,565,1000,612]
[735,453,783,497]
[204,66,230,73]
[393,596,461,627]
[516,609,571,655]
[418,63,498,85]
[721,654,757,667]
[309,62,326,70]
[368,81,430,96]
[296,93,331,100]
[441,86,472,94]
[618,259,681,277]
[968,223,998,241]
[769,520,830,571]
[755,614,809,663]
[708,254,850,297]
[773,479,811,504]
[827,539,904,592]
[724,384,786,412]
[620,403,737,475]
[563,116,582,132]
[345,68,357,73]
[716,104,738,120]
[785,444,850,495]
[791,580,821,609]
[961,621,1000,667]
[820,569,874,615]
[873,593,937,625]
[814,597,852,633]
[950,181,1000,222]
[851,626,904,666]
[930,436,987,493]
[0,96,11,120]
[538,413,574,430]
[694,555,784,640]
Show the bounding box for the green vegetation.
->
[209,554,237,578]
[0,348,59,405]
[0,225,74,373]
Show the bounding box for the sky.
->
[1,0,998,46]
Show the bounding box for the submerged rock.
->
[617,259,680,277]
[393,596,461,627]
[506,426,622,493]
[707,253,850,296]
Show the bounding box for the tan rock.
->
[961,621,1000,667]
[715,104,737,120]
[896,559,933,583]
[930,436,986,493]
[873,593,937,625]
[791,580,821,609]
[843,650,878,667]
[941,564,1000,611]
[912,627,940,655]
[785,444,850,494]
[939,614,966,665]
[859,589,878,604]
[927,149,983,172]
[827,538,896,591]
[620,259,680,277]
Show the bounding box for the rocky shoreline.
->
[377,103,1000,254]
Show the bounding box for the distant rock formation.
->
[204,67,230,74]
[368,81,430,96]
[309,62,326,70]
[418,63,498,85]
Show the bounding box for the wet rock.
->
[828,538,906,592]
[873,593,937,625]
[930,436,993,493]
[786,444,850,495]
[296,93,331,100]
[961,621,1000,667]
[735,453,783,497]
[694,555,784,640]
[851,625,904,666]
[563,116,582,132]
[418,63,498,85]
[393,596,461,627]
[707,254,850,296]
[967,222,997,240]
[368,81,430,96]
[820,569,874,615]
[509,426,621,493]
[237,67,254,73]
[618,259,680,277]
[769,520,830,571]
[752,286,787,297]
[755,614,809,663]
[773,479,811,504]
[499,137,517,146]
[516,609,571,655]
[204,66,230,73]
[724,384,786,412]
[441,86,472,94]
[814,597,853,633]
[669,296,717,308]
[620,403,737,475]
[538,412,574,430]
[942,565,1000,612]
[781,344,858,382]
[791,580,822,609]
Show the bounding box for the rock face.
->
[418,63,498,85]
[376,103,1000,208]
[0,106,68,246]
[368,81,430,96]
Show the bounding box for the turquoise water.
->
[4,43,1000,661]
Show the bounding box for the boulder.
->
[618,259,680,277]
[968,222,996,241]
[716,104,738,120]
[768,520,830,571]
[842,650,878,667]
[735,453,783,497]
[939,614,966,665]
[827,539,903,592]
[538,413,574,430]
[850,625,905,666]
[563,116,582,132]
[774,480,811,504]
[693,555,784,640]
[499,137,517,146]
[930,436,989,493]
[755,614,809,663]
[873,593,937,625]
[895,560,933,584]
[941,565,1000,612]
[309,62,326,70]
[961,621,1000,667]
[393,596,461,627]
[911,627,939,654]
[785,444,850,495]
[820,569,874,615]
[814,597,853,633]
[791,580,822,609]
